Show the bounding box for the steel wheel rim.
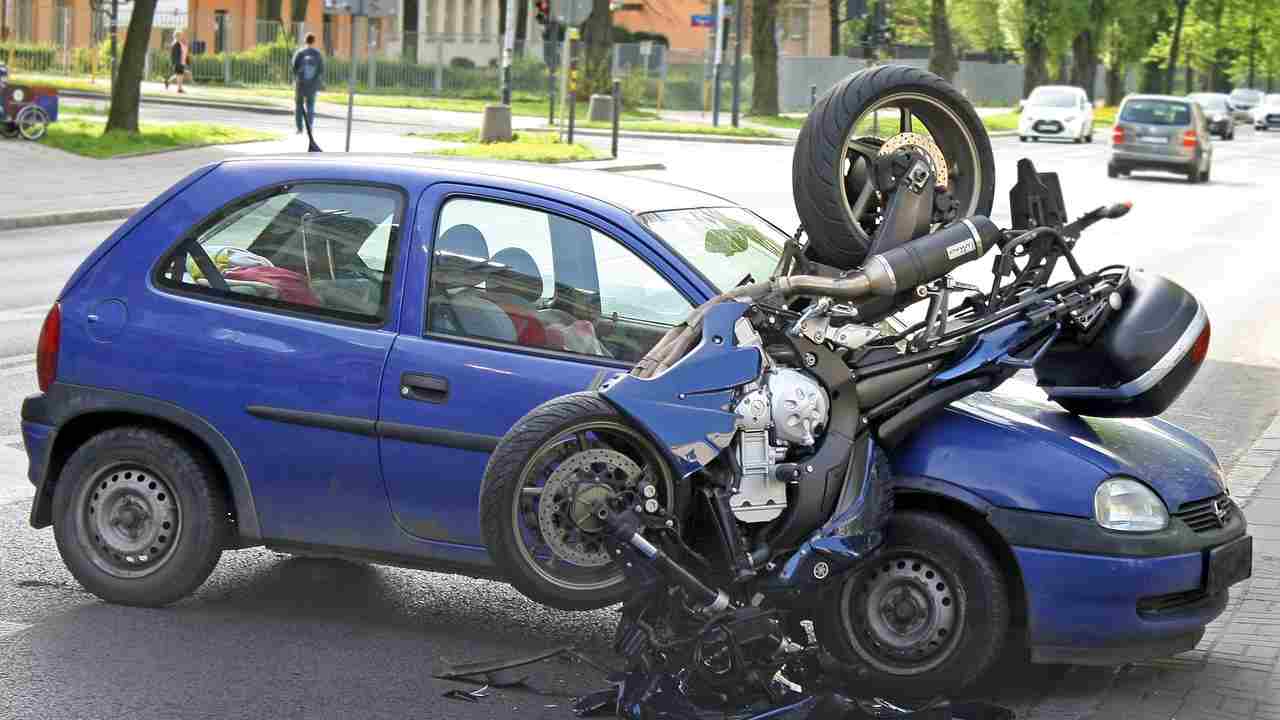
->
[511,420,674,593]
[75,463,182,579]
[840,551,964,675]
[837,92,984,237]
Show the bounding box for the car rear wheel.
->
[1187,163,1200,183]
[823,511,1010,699]
[52,427,228,607]
[1200,164,1211,183]
[1107,162,1119,178]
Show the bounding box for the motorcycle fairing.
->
[603,302,763,477]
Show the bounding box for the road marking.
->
[0,445,32,505]
[1229,412,1280,507]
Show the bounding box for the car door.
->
[150,180,408,546]
[377,184,700,546]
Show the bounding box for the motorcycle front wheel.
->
[793,65,996,270]
[479,392,683,611]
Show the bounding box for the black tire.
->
[1200,165,1211,183]
[823,511,1009,699]
[480,392,679,611]
[792,65,995,270]
[52,427,228,607]
[1107,162,1119,179]
[1019,135,1027,142]
[1187,163,1200,183]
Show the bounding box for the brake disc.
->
[878,131,950,188]
[538,448,642,568]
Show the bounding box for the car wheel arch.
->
[893,482,1029,631]
[28,387,261,545]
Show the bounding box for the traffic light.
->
[535,0,550,24]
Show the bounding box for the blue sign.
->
[691,13,714,26]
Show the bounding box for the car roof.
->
[1123,94,1192,104]
[216,154,737,216]
[1032,85,1083,92]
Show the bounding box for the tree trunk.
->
[1021,0,1049,97]
[105,0,158,134]
[1056,52,1069,83]
[1105,62,1123,106]
[928,0,957,82]
[516,0,528,55]
[750,0,779,115]
[829,0,840,56]
[1165,0,1187,94]
[1070,31,1092,95]
[580,0,612,96]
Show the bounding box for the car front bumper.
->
[993,503,1248,666]
[1020,118,1085,139]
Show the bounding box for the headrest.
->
[437,224,489,261]
[491,247,544,304]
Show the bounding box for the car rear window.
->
[1230,89,1262,105]
[1120,99,1191,126]
[1189,94,1227,111]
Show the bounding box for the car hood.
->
[952,381,1226,513]
[1022,106,1082,120]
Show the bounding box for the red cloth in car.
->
[224,266,321,306]
[498,303,552,348]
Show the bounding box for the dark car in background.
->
[1110,95,1213,183]
[1188,92,1236,139]
[1229,88,1264,123]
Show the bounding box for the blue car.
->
[21,157,1245,692]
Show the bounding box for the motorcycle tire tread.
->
[794,65,995,270]
[479,391,634,611]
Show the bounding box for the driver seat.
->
[428,224,517,343]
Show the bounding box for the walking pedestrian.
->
[165,31,188,94]
[292,33,324,135]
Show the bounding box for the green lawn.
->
[578,119,777,138]
[982,111,1021,132]
[748,114,806,129]
[418,130,605,163]
[749,109,1029,134]
[43,118,280,158]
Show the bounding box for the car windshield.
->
[1189,94,1228,111]
[637,207,784,292]
[1230,89,1263,105]
[1027,88,1078,108]
[1266,94,1280,107]
[1120,99,1191,126]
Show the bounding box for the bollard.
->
[611,78,621,158]
[548,71,556,124]
[810,84,817,109]
[567,90,577,144]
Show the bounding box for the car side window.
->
[158,183,402,323]
[427,197,693,364]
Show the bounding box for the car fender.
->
[24,382,262,542]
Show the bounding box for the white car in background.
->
[1019,85,1095,143]
[1254,94,1280,131]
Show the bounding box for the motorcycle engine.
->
[731,367,829,523]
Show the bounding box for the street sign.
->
[691,13,713,26]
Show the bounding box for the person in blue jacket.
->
[291,33,325,135]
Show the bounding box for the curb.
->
[0,205,140,232]
[60,89,306,118]
[593,162,668,172]
[562,127,794,146]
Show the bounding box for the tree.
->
[830,0,841,56]
[1069,0,1105,99]
[105,0,158,134]
[1021,0,1050,94]
[580,0,612,95]
[750,0,780,115]
[1166,0,1190,92]
[928,0,958,81]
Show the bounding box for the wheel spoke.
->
[900,107,912,134]
[521,487,544,497]
[847,138,880,160]
[575,432,590,451]
[850,173,875,220]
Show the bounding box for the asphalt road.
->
[1,128,1279,719]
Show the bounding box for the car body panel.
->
[1229,88,1264,122]
[24,156,1243,667]
[1187,93,1235,137]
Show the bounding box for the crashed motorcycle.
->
[478,66,1210,719]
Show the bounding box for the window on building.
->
[214,10,229,53]
[788,5,808,40]
[423,0,435,35]
[462,0,474,38]
[16,0,34,42]
[479,0,489,36]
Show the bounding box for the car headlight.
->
[1094,478,1168,532]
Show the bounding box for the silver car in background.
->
[1108,95,1213,183]
[1188,92,1236,139]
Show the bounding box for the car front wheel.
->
[52,427,228,607]
[824,511,1010,699]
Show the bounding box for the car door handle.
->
[400,373,449,403]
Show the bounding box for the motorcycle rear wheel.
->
[793,65,995,270]
[479,392,681,610]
